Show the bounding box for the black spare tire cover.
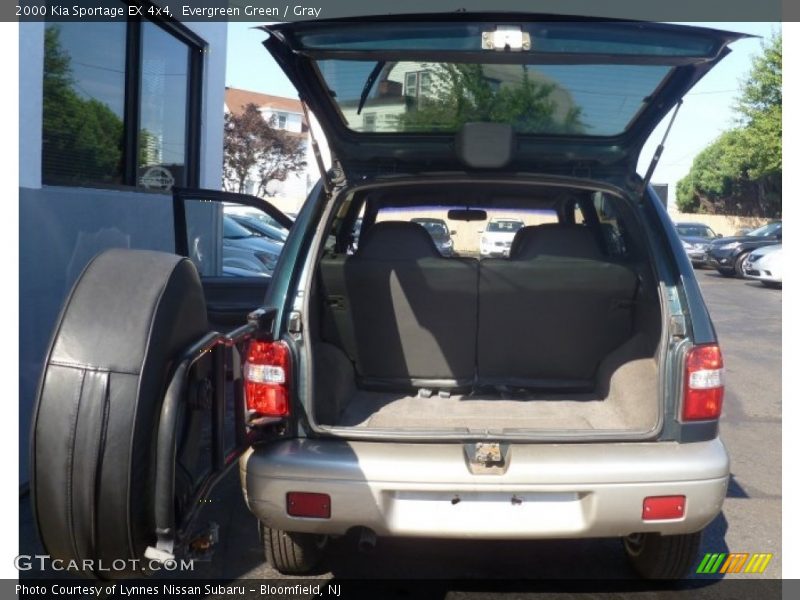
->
[31,249,208,578]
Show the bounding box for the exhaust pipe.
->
[356,528,377,553]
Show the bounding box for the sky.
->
[225,21,780,208]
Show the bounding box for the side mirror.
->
[716,233,723,238]
[450,230,457,235]
[477,229,484,234]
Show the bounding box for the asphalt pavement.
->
[18,269,782,594]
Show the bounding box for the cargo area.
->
[305,182,665,437]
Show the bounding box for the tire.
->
[623,531,703,579]
[31,249,208,579]
[262,525,326,575]
[734,251,752,278]
[716,268,735,278]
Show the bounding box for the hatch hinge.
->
[641,99,683,196]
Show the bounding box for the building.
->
[224,87,313,214]
[19,17,227,485]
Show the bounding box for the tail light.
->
[244,340,291,418]
[682,344,724,421]
[642,495,686,520]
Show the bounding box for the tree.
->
[676,33,781,217]
[394,64,584,134]
[42,25,125,184]
[223,103,307,196]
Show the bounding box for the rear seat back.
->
[478,225,638,388]
[319,221,478,388]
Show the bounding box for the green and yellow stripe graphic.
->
[696,552,773,574]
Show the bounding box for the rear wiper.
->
[356,61,386,115]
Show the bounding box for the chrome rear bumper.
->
[241,438,729,538]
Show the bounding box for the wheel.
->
[623,531,703,579]
[716,268,735,278]
[31,249,208,579]
[734,251,752,278]
[262,524,327,575]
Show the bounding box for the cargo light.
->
[643,495,686,520]
[244,340,290,417]
[287,492,331,518]
[682,344,724,421]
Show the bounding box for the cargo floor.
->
[335,389,649,432]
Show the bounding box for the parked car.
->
[228,213,289,243]
[222,215,282,275]
[410,217,456,256]
[33,17,742,582]
[743,244,783,288]
[705,221,782,278]
[480,218,525,257]
[675,222,720,267]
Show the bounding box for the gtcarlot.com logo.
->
[14,554,194,573]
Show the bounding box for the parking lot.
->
[19,270,781,590]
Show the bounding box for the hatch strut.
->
[300,100,332,196]
[641,99,683,194]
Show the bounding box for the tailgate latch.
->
[465,442,509,474]
[474,442,503,466]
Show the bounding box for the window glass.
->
[594,193,628,256]
[183,199,288,278]
[372,207,557,258]
[676,224,715,238]
[42,20,197,191]
[42,23,126,186]
[746,222,781,237]
[317,60,671,136]
[137,22,189,191]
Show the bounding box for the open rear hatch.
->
[262,16,749,176]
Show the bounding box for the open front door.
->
[172,187,293,328]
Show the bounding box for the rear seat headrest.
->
[356,221,440,260]
[510,224,603,260]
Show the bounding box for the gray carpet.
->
[335,355,657,432]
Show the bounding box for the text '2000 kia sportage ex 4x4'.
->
[32,16,739,581]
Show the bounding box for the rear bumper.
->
[241,438,729,539]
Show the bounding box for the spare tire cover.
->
[31,248,208,578]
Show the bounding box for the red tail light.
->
[643,495,686,520]
[286,492,331,518]
[682,344,724,421]
[244,340,291,418]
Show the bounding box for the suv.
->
[675,222,720,267]
[706,220,782,278]
[32,17,740,581]
[480,218,525,257]
[410,217,456,256]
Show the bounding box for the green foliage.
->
[223,103,307,196]
[42,26,125,185]
[677,33,781,217]
[395,64,584,134]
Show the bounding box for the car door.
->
[173,187,293,328]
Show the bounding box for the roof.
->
[224,87,308,132]
[225,87,303,114]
